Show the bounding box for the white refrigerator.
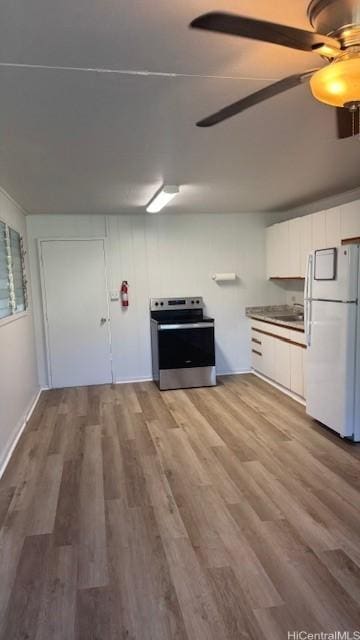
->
[305,244,360,441]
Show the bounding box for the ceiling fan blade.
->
[336,107,359,139]
[196,71,316,127]
[190,12,340,53]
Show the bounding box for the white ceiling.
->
[1,0,360,215]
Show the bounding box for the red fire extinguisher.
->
[120,280,129,307]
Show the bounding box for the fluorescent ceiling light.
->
[146,185,179,213]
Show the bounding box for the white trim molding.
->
[217,369,252,377]
[114,370,252,385]
[0,387,43,479]
[252,370,306,406]
[0,186,28,217]
[114,376,153,385]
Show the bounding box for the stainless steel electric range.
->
[150,297,216,391]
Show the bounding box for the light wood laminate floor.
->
[1,374,360,639]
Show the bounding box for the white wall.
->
[27,212,286,386]
[272,280,305,306]
[0,189,39,474]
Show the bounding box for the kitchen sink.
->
[274,314,304,322]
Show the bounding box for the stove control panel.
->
[150,297,203,311]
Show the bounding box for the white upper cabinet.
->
[311,211,327,250]
[325,207,342,248]
[266,225,278,279]
[266,222,289,278]
[341,202,360,240]
[266,216,309,279]
[299,215,312,278]
[265,220,294,279]
[266,201,359,280]
[278,221,290,278]
[288,218,301,278]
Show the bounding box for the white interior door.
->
[41,239,112,388]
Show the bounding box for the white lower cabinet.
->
[251,320,306,399]
[261,333,275,379]
[290,343,304,397]
[274,339,291,389]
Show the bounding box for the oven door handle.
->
[158,323,214,330]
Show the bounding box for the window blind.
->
[0,220,27,320]
[9,228,26,312]
[0,221,11,319]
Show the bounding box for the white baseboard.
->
[114,376,153,385]
[252,370,306,406]
[114,371,251,385]
[217,369,252,377]
[0,387,43,480]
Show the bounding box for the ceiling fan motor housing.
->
[308,0,360,46]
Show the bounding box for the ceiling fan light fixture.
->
[310,50,360,107]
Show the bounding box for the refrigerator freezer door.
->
[310,245,359,302]
[306,300,357,437]
[314,248,336,281]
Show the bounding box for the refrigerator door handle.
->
[307,300,313,347]
[305,254,313,347]
[306,253,313,300]
[305,254,310,302]
[305,299,312,347]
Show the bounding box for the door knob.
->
[100,317,107,325]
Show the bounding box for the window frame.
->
[0,218,29,327]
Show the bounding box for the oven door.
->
[158,323,215,370]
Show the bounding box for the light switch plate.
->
[110,291,120,301]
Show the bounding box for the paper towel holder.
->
[212,273,237,282]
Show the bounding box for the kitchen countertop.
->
[246,305,305,332]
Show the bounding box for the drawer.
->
[250,318,305,346]
[251,348,263,373]
[251,319,290,340]
[288,329,306,346]
[251,333,263,347]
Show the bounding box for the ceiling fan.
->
[190,0,360,138]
